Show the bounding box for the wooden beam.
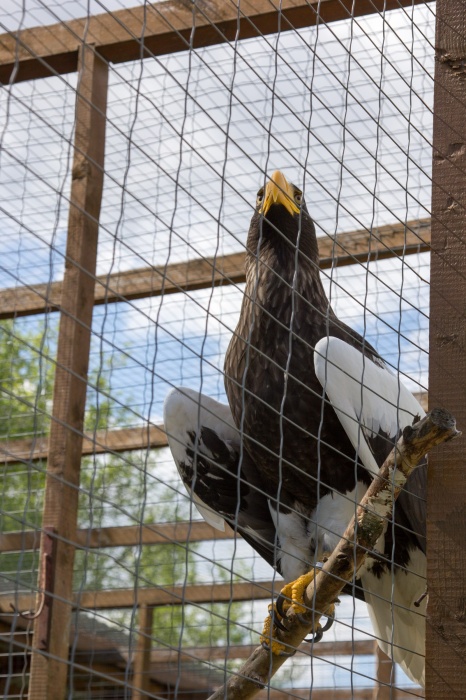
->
[372,644,396,700]
[131,605,154,700]
[0,0,432,84]
[427,1,466,697]
[0,389,428,467]
[0,580,281,613]
[0,521,235,553]
[0,218,431,320]
[28,45,108,700]
[0,252,244,320]
[0,423,167,463]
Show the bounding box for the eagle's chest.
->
[225,291,362,505]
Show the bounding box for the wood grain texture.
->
[0,520,235,553]
[427,1,466,696]
[373,644,397,700]
[131,605,154,700]
[0,218,430,320]
[0,423,168,463]
[0,580,281,612]
[28,46,108,700]
[0,0,432,84]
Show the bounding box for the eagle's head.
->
[247,170,319,265]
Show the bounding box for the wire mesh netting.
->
[0,1,450,698]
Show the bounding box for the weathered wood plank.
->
[373,644,397,700]
[0,391,428,466]
[131,605,154,700]
[0,0,432,84]
[0,218,431,320]
[28,46,108,700]
[0,424,167,463]
[0,580,281,612]
[0,521,235,553]
[427,1,466,697]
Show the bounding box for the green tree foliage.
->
[0,319,247,648]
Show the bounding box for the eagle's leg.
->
[260,564,335,655]
[260,604,295,656]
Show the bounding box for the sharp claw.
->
[296,612,310,626]
[299,609,334,637]
[275,593,288,620]
[279,648,296,657]
[261,639,295,657]
[304,626,323,644]
[269,607,288,633]
[321,613,334,632]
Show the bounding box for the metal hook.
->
[9,527,55,631]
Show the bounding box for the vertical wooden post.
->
[372,644,396,700]
[28,44,108,700]
[427,1,466,697]
[132,606,154,700]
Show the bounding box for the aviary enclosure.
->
[0,1,464,699]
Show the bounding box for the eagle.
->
[164,170,426,687]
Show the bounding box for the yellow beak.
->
[260,170,300,217]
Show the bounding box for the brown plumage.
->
[224,171,379,519]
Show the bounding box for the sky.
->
[0,1,434,419]
[0,1,434,693]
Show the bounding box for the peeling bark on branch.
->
[208,408,459,700]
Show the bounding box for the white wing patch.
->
[192,492,225,532]
[314,337,425,475]
[163,387,239,531]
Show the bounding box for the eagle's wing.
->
[314,336,426,686]
[314,336,424,471]
[163,387,279,571]
[313,336,426,547]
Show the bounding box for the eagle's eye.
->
[294,191,303,205]
[256,189,264,206]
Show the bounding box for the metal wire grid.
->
[0,1,440,698]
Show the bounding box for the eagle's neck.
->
[244,215,330,325]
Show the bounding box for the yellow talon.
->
[278,570,317,616]
[260,560,335,655]
[259,603,288,655]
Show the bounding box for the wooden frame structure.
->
[427,1,466,697]
[1,0,463,698]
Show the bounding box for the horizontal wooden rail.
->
[0,579,281,612]
[0,218,431,320]
[0,392,427,467]
[0,1,432,84]
[0,424,167,464]
[0,521,234,553]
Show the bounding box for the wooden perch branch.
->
[208,408,460,700]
